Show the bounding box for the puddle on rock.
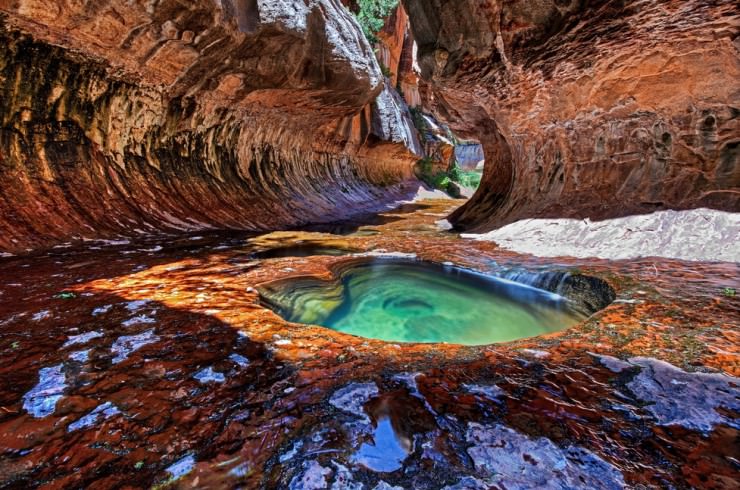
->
[352,417,409,473]
[260,258,592,345]
[252,244,358,259]
[351,394,414,473]
[22,364,67,418]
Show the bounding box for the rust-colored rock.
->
[402,0,740,231]
[0,200,737,488]
[0,1,420,253]
[375,4,408,89]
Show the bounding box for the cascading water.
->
[497,270,572,296]
[496,269,616,316]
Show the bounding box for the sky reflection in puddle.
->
[22,364,66,418]
[351,416,411,473]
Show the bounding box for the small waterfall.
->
[498,270,572,296]
[497,269,616,316]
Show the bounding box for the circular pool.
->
[259,259,589,345]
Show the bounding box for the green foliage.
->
[723,287,736,297]
[415,157,433,177]
[433,175,451,189]
[409,107,428,141]
[415,158,482,198]
[354,0,399,43]
[378,61,393,79]
[54,291,76,299]
[395,82,404,98]
[414,158,455,196]
[449,165,483,189]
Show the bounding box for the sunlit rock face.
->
[402,0,740,231]
[0,0,420,253]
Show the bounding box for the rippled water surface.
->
[260,259,586,345]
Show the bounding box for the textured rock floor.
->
[0,200,737,489]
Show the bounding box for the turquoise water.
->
[259,259,586,345]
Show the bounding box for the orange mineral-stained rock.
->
[0,0,421,253]
[0,200,737,487]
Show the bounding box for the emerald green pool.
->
[259,259,587,345]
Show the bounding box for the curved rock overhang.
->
[402,0,740,231]
[0,1,421,253]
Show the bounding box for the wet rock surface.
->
[0,200,737,488]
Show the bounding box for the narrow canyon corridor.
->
[0,1,738,489]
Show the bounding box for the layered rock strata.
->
[375,3,421,109]
[0,0,420,253]
[375,4,408,88]
[402,0,740,231]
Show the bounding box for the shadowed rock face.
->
[402,0,740,231]
[0,1,420,253]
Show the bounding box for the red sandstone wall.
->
[402,0,740,230]
[0,0,419,252]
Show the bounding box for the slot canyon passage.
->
[0,0,738,488]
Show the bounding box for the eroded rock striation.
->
[402,0,740,231]
[0,0,420,253]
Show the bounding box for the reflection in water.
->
[63,330,103,347]
[229,353,250,367]
[260,259,586,345]
[110,329,159,363]
[352,417,411,473]
[252,245,356,259]
[67,402,120,432]
[22,364,67,418]
[346,392,415,473]
[166,454,196,480]
[69,349,90,363]
[194,366,226,384]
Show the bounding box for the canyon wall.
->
[0,0,420,253]
[402,0,740,231]
[375,3,421,110]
